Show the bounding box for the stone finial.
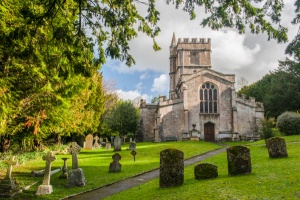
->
[171,32,176,46]
[68,142,82,169]
[4,156,17,180]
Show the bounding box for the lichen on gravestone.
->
[194,163,218,180]
[227,146,251,176]
[267,137,288,158]
[159,148,184,188]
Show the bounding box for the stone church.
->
[139,34,264,142]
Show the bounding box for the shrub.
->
[277,112,300,135]
[259,118,275,139]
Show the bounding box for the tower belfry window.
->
[199,82,218,114]
[190,50,199,65]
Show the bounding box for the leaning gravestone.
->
[227,146,252,176]
[113,135,122,151]
[84,134,93,150]
[0,156,22,197]
[36,151,56,195]
[194,163,218,180]
[109,153,122,172]
[159,148,184,188]
[267,137,288,158]
[68,142,86,187]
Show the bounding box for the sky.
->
[101,1,298,103]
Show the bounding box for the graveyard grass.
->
[106,135,300,200]
[3,140,221,200]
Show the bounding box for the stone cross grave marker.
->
[227,146,252,176]
[109,153,122,172]
[35,151,56,195]
[131,150,137,162]
[84,134,93,150]
[93,135,100,148]
[0,156,22,197]
[68,142,82,169]
[67,142,86,187]
[160,148,184,188]
[5,156,17,180]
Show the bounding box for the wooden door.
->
[204,123,215,142]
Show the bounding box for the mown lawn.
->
[106,135,300,200]
[1,140,221,200]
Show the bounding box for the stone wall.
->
[140,102,157,142]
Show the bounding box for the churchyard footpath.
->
[64,147,227,200]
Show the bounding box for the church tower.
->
[169,33,212,99]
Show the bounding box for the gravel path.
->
[63,147,227,200]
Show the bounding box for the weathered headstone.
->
[109,153,122,172]
[159,148,184,188]
[113,135,122,151]
[267,137,288,158]
[129,142,136,150]
[227,146,252,176]
[36,151,56,195]
[106,143,111,150]
[84,134,93,150]
[0,156,22,197]
[68,142,86,187]
[93,135,100,148]
[194,163,218,180]
[59,158,68,179]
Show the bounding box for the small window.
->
[190,50,199,65]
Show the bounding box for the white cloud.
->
[115,89,151,102]
[151,74,169,94]
[135,82,143,91]
[140,71,148,79]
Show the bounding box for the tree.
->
[105,101,139,137]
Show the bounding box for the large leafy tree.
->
[105,101,139,137]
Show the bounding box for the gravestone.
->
[159,148,184,188]
[106,143,111,150]
[68,142,86,187]
[113,135,122,151]
[59,158,68,179]
[84,134,93,150]
[0,156,22,197]
[227,146,252,176]
[194,163,218,180]
[267,137,288,158]
[36,151,56,195]
[109,153,122,172]
[93,135,100,148]
[129,142,136,150]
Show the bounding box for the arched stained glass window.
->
[199,82,218,114]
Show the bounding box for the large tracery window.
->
[200,82,218,114]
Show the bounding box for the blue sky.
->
[100,1,298,103]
